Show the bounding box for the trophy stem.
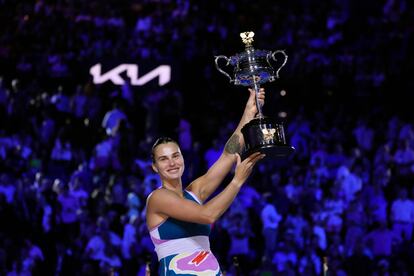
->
[252,76,264,118]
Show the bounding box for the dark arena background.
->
[1,0,414,275]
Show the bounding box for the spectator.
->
[335,165,362,204]
[56,180,80,245]
[101,102,127,137]
[393,139,414,176]
[227,212,254,275]
[365,221,398,258]
[353,118,375,154]
[272,237,298,274]
[260,193,282,259]
[391,187,414,241]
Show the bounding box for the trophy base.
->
[241,117,295,161]
[241,144,295,161]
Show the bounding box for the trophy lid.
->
[240,31,255,48]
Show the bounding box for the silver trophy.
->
[215,31,295,159]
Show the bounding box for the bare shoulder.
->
[146,189,171,229]
[147,188,171,207]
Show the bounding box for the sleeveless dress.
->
[149,190,222,275]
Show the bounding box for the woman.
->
[146,88,265,275]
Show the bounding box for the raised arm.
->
[147,152,265,227]
[187,88,265,202]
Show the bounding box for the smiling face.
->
[152,142,185,183]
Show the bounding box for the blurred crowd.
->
[1,0,414,275]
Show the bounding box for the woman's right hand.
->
[232,152,265,187]
[244,88,265,120]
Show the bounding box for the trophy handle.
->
[214,55,234,83]
[271,50,288,79]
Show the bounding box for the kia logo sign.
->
[90,63,171,86]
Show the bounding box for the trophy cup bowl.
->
[215,31,295,160]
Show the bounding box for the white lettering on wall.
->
[89,64,171,86]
